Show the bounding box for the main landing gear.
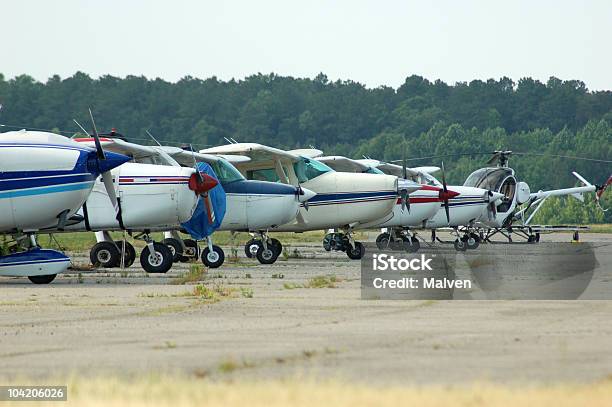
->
[450,228,482,252]
[90,231,172,273]
[376,228,420,253]
[244,232,283,264]
[323,229,365,260]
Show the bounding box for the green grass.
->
[38,230,368,252]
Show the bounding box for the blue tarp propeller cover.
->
[181,162,226,240]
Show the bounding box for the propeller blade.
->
[203,194,216,225]
[102,171,120,217]
[402,157,407,180]
[444,200,450,223]
[88,108,105,160]
[399,189,410,212]
[441,162,448,193]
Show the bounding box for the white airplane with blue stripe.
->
[200,143,421,260]
[0,130,129,283]
[71,137,315,269]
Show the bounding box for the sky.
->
[2,0,611,90]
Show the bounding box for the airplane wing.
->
[200,143,300,170]
[158,146,251,166]
[74,137,158,160]
[413,166,440,174]
[316,156,370,173]
[288,148,323,158]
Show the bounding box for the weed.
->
[283,282,302,289]
[172,264,205,285]
[240,287,254,298]
[305,275,341,288]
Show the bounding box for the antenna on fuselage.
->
[145,130,162,146]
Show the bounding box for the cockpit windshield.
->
[293,157,333,183]
[209,159,245,184]
[463,168,514,191]
[364,167,385,175]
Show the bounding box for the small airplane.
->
[0,129,129,283]
[314,155,461,252]
[356,157,505,250]
[72,136,315,268]
[465,150,611,245]
[200,143,421,260]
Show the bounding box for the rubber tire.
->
[256,245,278,265]
[454,239,467,252]
[245,239,261,258]
[119,241,136,267]
[181,239,199,262]
[201,245,225,268]
[404,237,420,253]
[90,241,121,268]
[376,233,391,250]
[346,241,365,260]
[466,236,480,250]
[162,238,184,262]
[28,274,57,284]
[140,242,173,273]
[269,238,283,256]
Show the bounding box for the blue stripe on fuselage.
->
[0,173,96,191]
[0,181,93,199]
[221,180,297,195]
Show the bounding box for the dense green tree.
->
[0,71,610,223]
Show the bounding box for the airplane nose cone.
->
[439,188,460,200]
[89,151,131,175]
[189,172,219,194]
[297,187,316,202]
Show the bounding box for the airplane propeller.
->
[398,156,411,212]
[88,109,122,220]
[438,162,452,223]
[73,110,126,221]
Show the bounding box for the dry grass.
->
[2,375,612,406]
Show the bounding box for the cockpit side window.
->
[293,157,332,183]
[364,167,385,175]
[209,159,245,184]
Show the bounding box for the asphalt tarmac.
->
[1,233,611,384]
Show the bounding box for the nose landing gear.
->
[323,229,366,260]
[375,228,421,253]
[243,232,283,264]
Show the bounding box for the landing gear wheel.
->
[346,242,365,260]
[466,235,480,250]
[120,241,136,267]
[201,245,225,268]
[376,233,391,249]
[527,235,537,243]
[28,274,57,284]
[245,239,261,258]
[90,241,121,268]
[140,242,173,273]
[162,238,184,262]
[404,237,420,253]
[535,233,540,243]
[269,238,282,256]
[454,239,467,252]
[256,245,278,264]
[181,239,199,262]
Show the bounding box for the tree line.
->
[0,72,610,223]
